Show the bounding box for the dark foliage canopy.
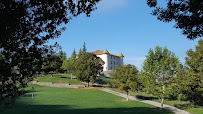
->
[147,0,203,40]
[0,0,100,109]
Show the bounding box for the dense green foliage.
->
[3,84,172,114]
[147,0,202,39]
[176,39,203,106]
[112,64,139,101]
[41,50,66,75]
[75,53,104,86]
[141,46,182,109]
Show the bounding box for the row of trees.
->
[112,39,203,109]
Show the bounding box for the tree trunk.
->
[161,98,164,109]
[161,85,165,109]
[51,74,53,77]
[71,73,72,79]
[126,91,129,101]
[87,77,90,87]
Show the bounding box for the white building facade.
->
[91,49,124,71]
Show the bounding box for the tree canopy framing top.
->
[147,0,203,40]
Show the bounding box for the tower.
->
[119,52,124,66]
[102,49,110,71]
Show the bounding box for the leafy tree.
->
[62,49,77,79]
[0,0,100,108]
[147,0,202,40]
[176,39,203,106]
[111,64,139,101]
[62,58,76,79]
[75,53,104,87]
[82,42,87,53]
[140,46,182,109]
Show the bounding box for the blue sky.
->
[49,0,200,70]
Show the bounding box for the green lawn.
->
[33,74,202,114]
[34,74,82,85]
[3,84,172,114]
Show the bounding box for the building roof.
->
[92,50,103,55]
[76,49,123,58]
[92,50,121,57]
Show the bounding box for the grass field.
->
[3,84,172,114]
[32,73,202,114]
[34,74,82,85]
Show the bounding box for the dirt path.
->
[95,87,190,114]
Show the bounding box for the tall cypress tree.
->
[82,41,87,53]
[78,48,82,56]
[71,48,76,59]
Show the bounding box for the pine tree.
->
[79,48,82,55]
[71,48,76,59]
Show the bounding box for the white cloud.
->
[97,0,127,11]
[124,57,146,71]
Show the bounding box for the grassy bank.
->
[33,74,82,85]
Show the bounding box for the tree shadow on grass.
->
[136,95,159,100]
[173,103,195,110]
[95,78,108,85]
[3,105,173,114]
[60,77,70,79]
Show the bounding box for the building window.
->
[114,61,115,65]
[111,61,112,64]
